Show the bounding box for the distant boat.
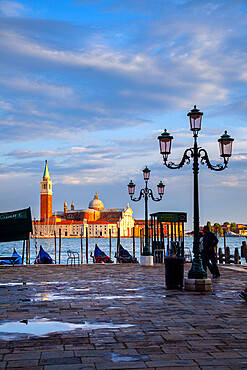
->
[225,231,241,237]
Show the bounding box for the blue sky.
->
[0,0,247,230]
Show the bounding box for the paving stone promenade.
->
[0,263,246,369]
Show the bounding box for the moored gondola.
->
[0,248,22,265]
[90,244,113,263]
[35,246,53,264]
[115,245,138,263]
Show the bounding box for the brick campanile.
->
[40,160,53,221]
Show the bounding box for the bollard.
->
[218,248,224,263]
[241,241,247,262]
[234,248,240,264]
[225,246,230,264]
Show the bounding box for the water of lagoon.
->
[0,236,246,265]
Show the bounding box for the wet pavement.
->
[0,263,246,369]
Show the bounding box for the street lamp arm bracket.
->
[130,189,145,202]
[199,148,228,171]
[147,189,162,202]
[164,148,193,169]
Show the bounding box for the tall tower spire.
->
[40,160,53,221]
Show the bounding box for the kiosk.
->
[150,212,187,289]
[150,212,187,262]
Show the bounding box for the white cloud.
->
[1,76,74,99]
[0,1,26,17]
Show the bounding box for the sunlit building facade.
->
[33,161,135,238]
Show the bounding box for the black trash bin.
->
[164,257,184,289]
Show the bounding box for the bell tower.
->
[40,160,53,221]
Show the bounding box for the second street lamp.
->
[128,167,165,266]
[158,106,234,279]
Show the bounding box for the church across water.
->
[34,161,135,238]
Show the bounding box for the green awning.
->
[0,207,33,242]
[150,212,187,223]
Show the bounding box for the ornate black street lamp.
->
[128,167,165,260]
[158,106,234,279]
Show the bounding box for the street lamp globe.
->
[218,131,234,160]
[187,105,203,132]
[157,181,165,196]
[157,129,173,161]
[127,180,135,195]
[143,166,151,181]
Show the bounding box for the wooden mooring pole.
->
[80,228,83,264]
[54,230,57,264]
[22,240,25,265]
[109,229,112,259]
[59,228,61,264]
[86,227,88,264]
[140,228,143,255]
[28,239,30,264]
[117,227,120,259]
[132,227,135,258]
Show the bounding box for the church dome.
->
[88,193,104,211]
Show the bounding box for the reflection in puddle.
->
[0,281,68,287]
[0,318,134,340]
[95,295,144,300]
[107,307,124,310]
[111,353,149,363]
[89,279,113,284]
[0,282,33,286]
[33,293,72,301]
[33,293,144,301]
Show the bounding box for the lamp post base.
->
[140,255,154,266]
[188,258,207,279]
[185,277,212,292]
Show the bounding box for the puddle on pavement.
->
[32,293,145,301]
[88,279,113,284]
[111,353,149,363]
[0,282,33,286]
[213,290,238,299]
[32,293,74,301]
[0,281,69,287]
[69,287,90,292]
[107,306,124,310]
[0,318,134,340]
[94,295,144,300]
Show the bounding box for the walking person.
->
[201,225,220,278]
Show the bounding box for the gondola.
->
[35,246,53,264]
[0,248,22,265]
[90,244,113,263]
[115,245,138,263]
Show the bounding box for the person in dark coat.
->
[202,225,220,278]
